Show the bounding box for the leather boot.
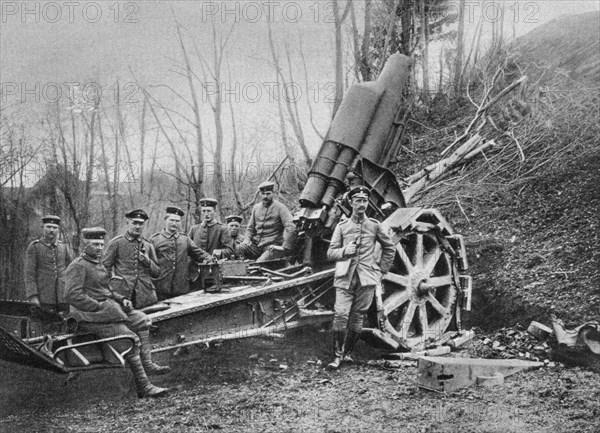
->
[342,354,354,364]
[138,329,171,375]
[341,329,360,363]
[126,351,169,398]
[326,330,345,370]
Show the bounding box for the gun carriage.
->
[0,54,471,374]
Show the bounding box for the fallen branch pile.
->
[399,56,600,207]
[401,74,527,205]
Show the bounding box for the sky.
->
[1,0,599,185]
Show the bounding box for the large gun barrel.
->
[297,53,411,232]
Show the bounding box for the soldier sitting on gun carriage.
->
[237,181,296,262]
[188,198,234,260]
[225,215,244,259]
[65,227,170,398]
[188,198,234,291]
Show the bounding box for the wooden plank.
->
[148,269,334,323]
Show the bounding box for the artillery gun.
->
[0,54,471,375]
[296,53,471,351]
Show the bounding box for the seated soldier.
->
[65,227,170,398]
[225,215,243,260]
[188,198,233,259]
[237,181,296,262]
[188,198,234,291]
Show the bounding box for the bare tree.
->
[0,117,38,299]
[380,0,402,72]
[332,0,352,117]
[227,66,244,212]
[175,21,206,201]
[266,18,313,173]
[96,105,119,233]
[198,20,235,205]
[464,16,484,77]
[419,0,430,102]
[139,98,147,195]
[298,36,325,140]
[452,0,466,97]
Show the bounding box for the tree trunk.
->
[211,22,224,205]
[331,0,351,118]
[139,98,147,195]
[332,0,344,118]
[361,0,373,81]
[176,23,204,201]
[420,0,430,103]
[453,0,465,97]
[266,19,293,169]
[399,1,412,55]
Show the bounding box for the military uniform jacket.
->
[102,232,160,307]
[327,216,396,289]
[244,200,295,250]
[65,255,129,323]
[188,220,233,258]
[24,238,72,305]
[150,229,211,298]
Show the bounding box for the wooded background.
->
[2,1,591,299]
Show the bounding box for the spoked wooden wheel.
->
[381,223,457,350]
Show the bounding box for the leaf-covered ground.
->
[2,329,600,433]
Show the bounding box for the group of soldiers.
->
[23,180,395,398]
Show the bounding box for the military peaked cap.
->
[82,227,106,240]
[199,198,218,208]
[41,215,61,225]
[348,185,371,200]
[257,180,275,192]
[225,215,243,224]
[166,206,184,217]
[125,209,149,221]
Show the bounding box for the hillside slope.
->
[510,11,600,84]
[461,148,599,328]
[431,12,600,329]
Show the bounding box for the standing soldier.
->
[24,215,72,314]
[326,185,396,370]
[65,227,169,398]
[238,181,296,262]
[150,206,212,300]
[225,215,243,259]
[103,209,160,309]
[188,198,233,259]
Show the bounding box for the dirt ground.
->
[1,327,599,433]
